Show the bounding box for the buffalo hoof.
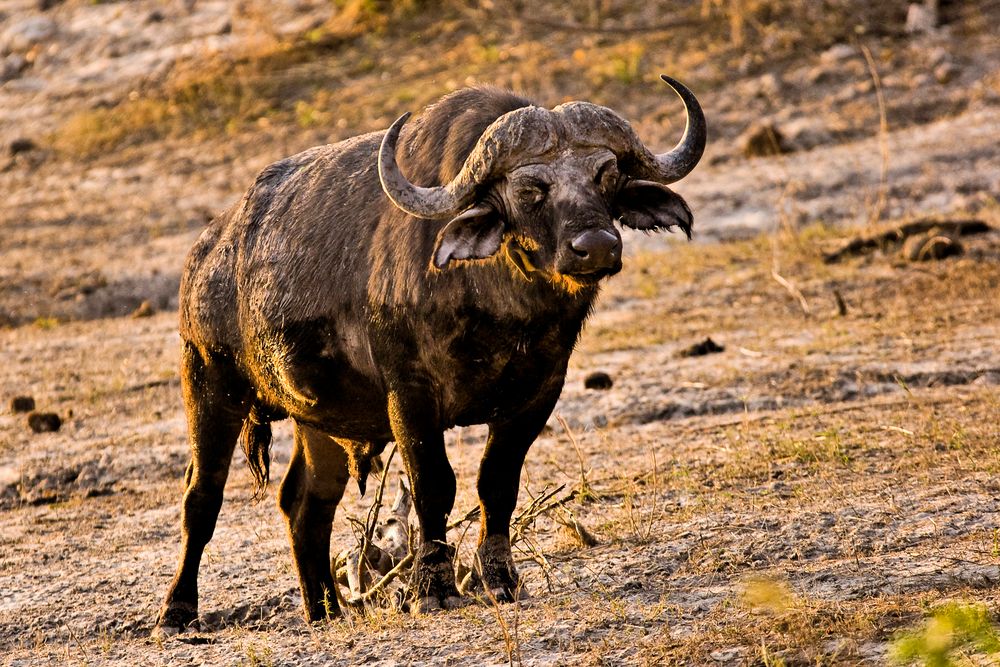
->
[461,569,529,603]
[413,594,465,614]
[489,584,530,603]
[409,542,460,610]
[152,602,199,640]
[414,596,440,614]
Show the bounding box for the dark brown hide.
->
[156,81,704,632]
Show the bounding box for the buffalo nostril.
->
[570,230,620,263]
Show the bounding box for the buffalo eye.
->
[515,181,547,208]
[595,160,620,195]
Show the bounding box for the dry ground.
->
[2,1,1000,665]
[2,224,998,665]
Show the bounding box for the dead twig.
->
[346,553,414,607]
[357,444,397,588]
[555,414,592,498]
[770,181,811,317]
[513,535,557,592]
[512,483,568,544]
[770,267,811,316]
[446,505,481,531]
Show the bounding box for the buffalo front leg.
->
[278,423,350,622]
[474,398,558,602]
[386,389,460,612]
[155,343,250,637]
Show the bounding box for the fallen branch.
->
[447,505,481,531]
[823,220,990,263]
[345,553,414,607]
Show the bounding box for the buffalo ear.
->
[432,206,505,269]
[615,180,693,237]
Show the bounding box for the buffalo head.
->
[378,75,706,290]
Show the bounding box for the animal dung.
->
[584,371,614,390]
[679,337,725,357]
[9,395,35,413]
[9,137,37,155]
[27,412,61,433]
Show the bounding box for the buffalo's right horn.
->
[378,106,558,219]
[378,112,464,219]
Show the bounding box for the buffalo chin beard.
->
[504,243,613,295]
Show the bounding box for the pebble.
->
[1,17,57,54]
[906,2,938,34]
[819,43,856,65]
[0,53,28,82]
[934,61,960,84]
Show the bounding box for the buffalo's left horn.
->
[648,74,707,183]
[553,75,706,185]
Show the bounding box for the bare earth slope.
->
[1,1,999,665]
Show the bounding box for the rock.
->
[906,2,938,34]
[819,43,856,65]
[0,53,28,83]
[10,396,35,413]
[584,371,613,390]
[130,300,154,318]
[739,122,787,158]
[972,372,1000,386]
[1,17,57,55]
[27,412,61,433]
[9,138,36,155]
[927,46,951,68]
[679,337,725,357]
[756,73,781,98]
[780,117,832,152]
[934,61,960,84]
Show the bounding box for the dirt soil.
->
[1,1,999,665]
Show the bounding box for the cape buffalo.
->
[155,74,705,634]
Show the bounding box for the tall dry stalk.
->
[770,181,811,316]
[860,43,890,229]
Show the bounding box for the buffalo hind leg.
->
[387,388,461,612]
[473,399,557,602]
[279,423,350,622]
[155,343,250,636]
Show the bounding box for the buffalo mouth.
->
[566,261,623,283]
[507,241,621,287]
